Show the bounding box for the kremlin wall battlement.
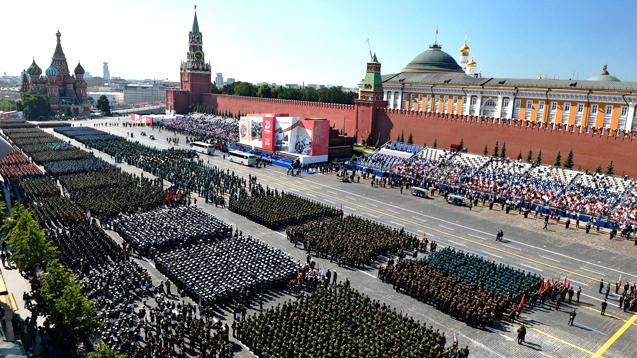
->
[210,94,637,176]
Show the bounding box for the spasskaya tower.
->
[166,6,213,114]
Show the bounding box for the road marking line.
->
[568,278,589,287]
[305,193,317,198]
[538,255,561,263]
[468,233,488,241]
[324,199,335,204]
[502,243,522,251]
[481,250,502,259]
[438,224,455,231]
[580,267,606,276]
[344,206,356,210]
[522,323,595,355]
[592,313,637,357]
[358,270,377,279]
[275,232,286,237]
[499,333,513,341]
[449,240,467,247]
[387,208,401,214]
[390,220,404,227]
[520,263,543,272]
[367,213,380,219]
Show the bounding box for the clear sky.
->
[3,0,635,87]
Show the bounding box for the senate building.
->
[381,40,637,132]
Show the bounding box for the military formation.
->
[287,215,419,266]
[237,282,469,357]
[230,191,342,230]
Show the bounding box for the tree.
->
[535,150,542,164]
[256,84,273,98]
[96,95,111,116]
[595,164,602,173]
[606,161,614,175]
[233,82,258,97]
[492,141,499,157]
[88,343,126,358]
[432,139,437,148]
[554,152,562,167]
[407,133,413,144]
[500,142,507,159]
[0,99,19,111]
[7,207,58,276]
[563,150,574,169]
[526,149,533,163]
[483,145,488,156]
[517,152,523,161]
[375,137,381,148]
[21,93,51,119]
[37,261,100,351]
[400,130,405,143]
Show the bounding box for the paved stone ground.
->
[40,117,637,358]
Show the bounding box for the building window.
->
[564,103,571,112]
[621,106,628,116]
[471,96,477,105]
[463,96,467,104]
[551,102,557,111]
[605,105,612,115]
[483,99,496,107]
[515,99,521,108]
[591,104,598,114]
[418,95,423,111]
[503,98,510,108]
[577,103,584,113]
[538,101,544,111]
[526,100,532,110]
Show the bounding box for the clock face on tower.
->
[195,51,203,60]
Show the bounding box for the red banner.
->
[310,119,329,156]
[262,116,275,151]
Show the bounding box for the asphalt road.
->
[48,117,637,358]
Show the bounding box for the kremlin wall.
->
[210,94,637,176]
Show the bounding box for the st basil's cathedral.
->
[20,30,90,116]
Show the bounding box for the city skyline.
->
[3,0,637,87]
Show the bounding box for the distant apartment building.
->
[215,73,223,89]
[103,62,110,82]
[225,78,235,86]
[123,83,167,105]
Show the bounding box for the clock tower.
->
[179,6,212,102]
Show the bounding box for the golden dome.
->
[467,58,477,67]
[460,40,470,55]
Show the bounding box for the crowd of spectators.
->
[156,114,239,148]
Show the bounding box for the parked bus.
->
[190,141,215,155]
[228,150,257,167]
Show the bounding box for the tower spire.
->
[192,5,200,33]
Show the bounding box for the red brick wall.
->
[208,94,637,176]
[211,94,357,135]
[377,109,637,176]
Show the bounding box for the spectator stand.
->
[351,141,424,177]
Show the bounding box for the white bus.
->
[190,141,215,155]
[228,150,257,167]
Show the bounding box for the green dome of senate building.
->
[403,43,463,73]
[587,65,621,82]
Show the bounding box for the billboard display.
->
[238,115,329,159]
[275,116,299,152]
[262,115,275,151]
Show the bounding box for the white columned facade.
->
[474,94,482,115]
[626,102,637,131]
[495,96,504,119]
